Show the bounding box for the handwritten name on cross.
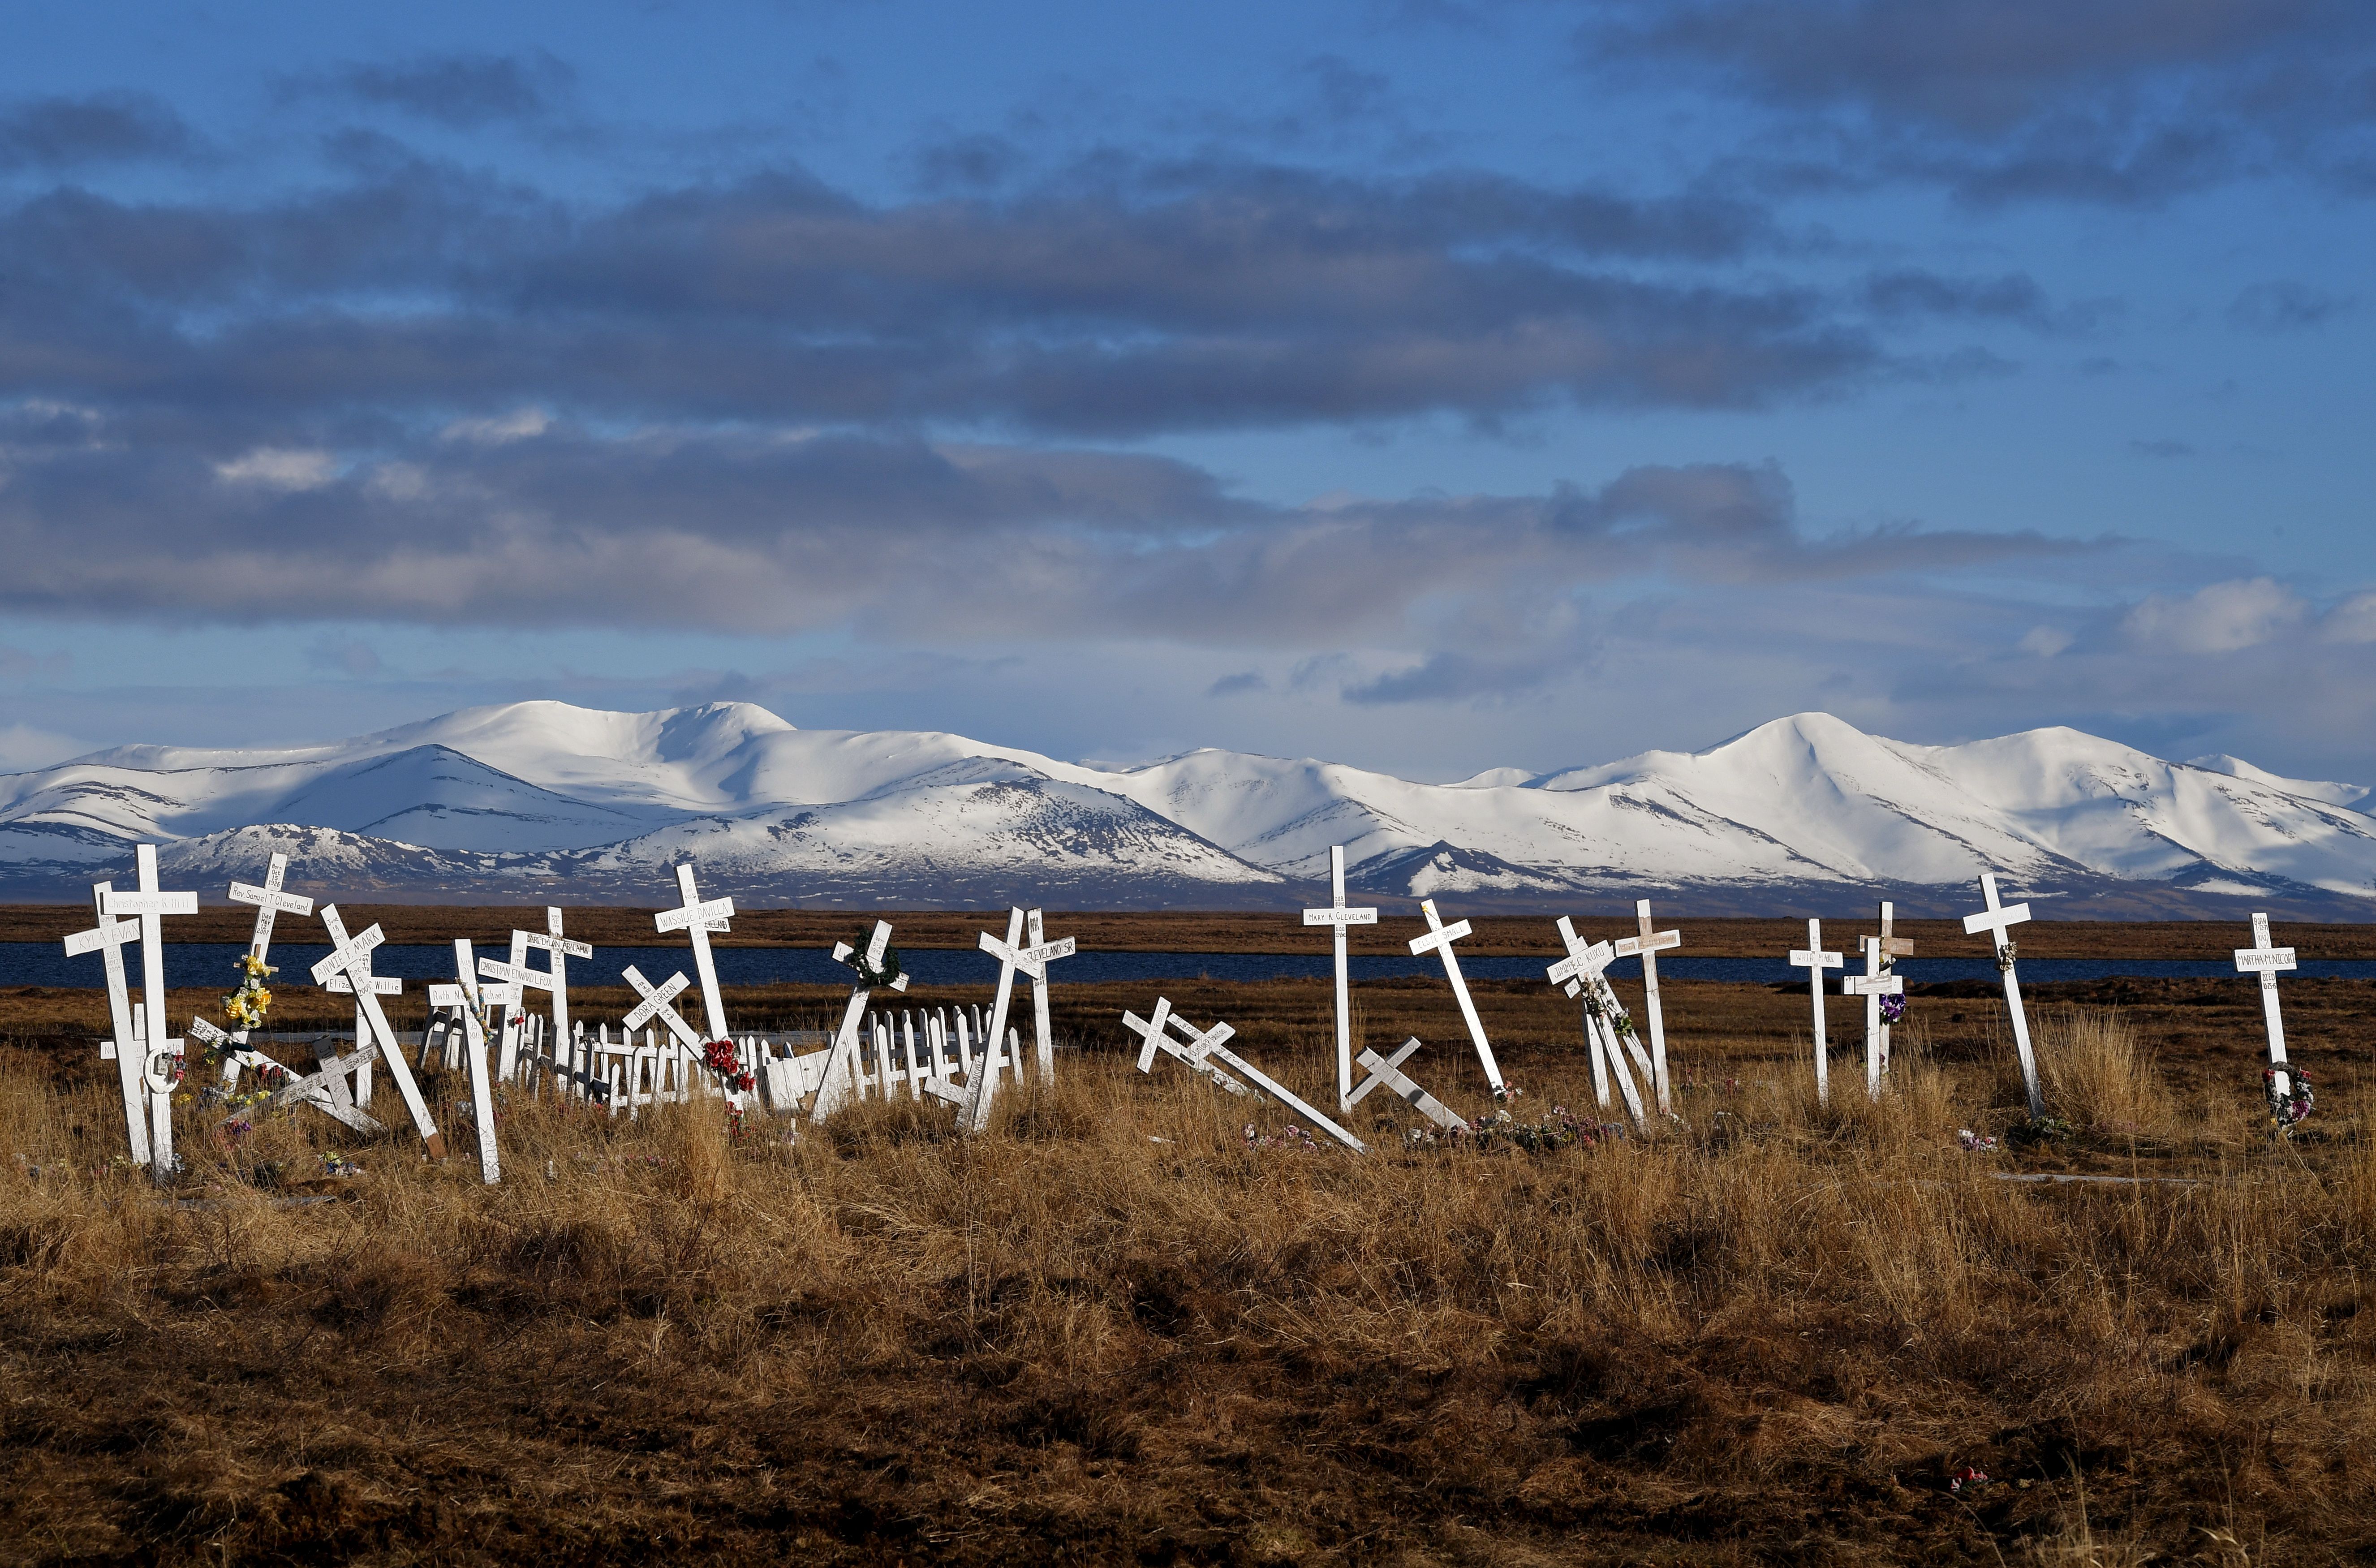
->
[519,907,592,1046]
[324,935,402,1109]
[1962,872,2043,1119]
[100,846,196,1177]
[1787,919,1844,1106]
[1348,1036,1465,1133]
[654,865,734,1045]
[1612,900,1683,1115]
[1124,998,1248,1095]
[228,852,312,959]
[64,882,150,1167]
[1545,918,1649,1131]
[813,920,910,1122]
[1020,909,1076,1085]
[312,905,445,1159]
[1303,845,1377,1111]
[2235,913,2298,1098]
[623,965,704,1053]
[1408,898,1505,1097]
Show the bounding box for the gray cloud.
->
[296,52,577,128]
[1588,0,2376,203]
[2227,280,2355,332]
[1206,672,1270,697]
[0,93,196,170]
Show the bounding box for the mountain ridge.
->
[3,702,2371,916]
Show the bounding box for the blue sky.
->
[1,0,2371,781]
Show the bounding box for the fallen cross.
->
[1126,997,1366,1152]
[1347,1037,1465,1132]
[311,905,445,1159]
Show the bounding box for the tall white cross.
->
[101,845,196,1178]
[813,920,910,1122]
[1408,898,1505,1097]
[64,881,149,1167]
[1612,900,1682,1115]
[1787,918,1844,1106]
[1843,938,1905,1103]
[425,979,501,1185]
[519,907,592,1047]
[960,909,1033,1132]
[1020,909,1076,1085]
[1962,872,2042,1119]
[1303,845,1377,1111]
[1546,917,1649,1130]
[654,865,734,1044]
[311,905,445,1158]
[1348,1036,1466,1133]
[228,852,312,959]
[2234,913,2298,1098]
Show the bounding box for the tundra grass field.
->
[2,969,2373,1565]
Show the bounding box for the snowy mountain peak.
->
[4,701,2372,910]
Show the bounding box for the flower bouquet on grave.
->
[2266,1066,2314,1132]
[700,1037,756,1095]
[1879,993,1907,1026]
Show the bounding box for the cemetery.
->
[1,847,2372,1563]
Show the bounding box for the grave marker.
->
[1303,845,1378,1110]
[2234,913,2298,1099]
[1347,1037,1465,1132]
[1408,898,1506,1097]
[311,905,445,1158]
[1124,998,1246,1094]
[228,852,311,958]
[1843,901,1913,1101]
[1020,909,1076,1084]
[426,981,501,1184]
[63,883,149,1167]
[1546,917,1649,1130]
[519,907,592,1054]
[813,920,909,1122]
[101,846,197,1178]
[1962,872,2043,1119]
[1612,900,1682,1114]
[1126,999,1365,1150]
[1787,919,1844,1106]
[960,909,1032,1133]
[654,865,734,1046]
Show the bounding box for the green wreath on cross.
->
[843,931,906,990]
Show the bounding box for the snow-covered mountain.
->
[3,702,2371,913]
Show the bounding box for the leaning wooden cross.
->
[1408,898,1507,1098]
[812,920,910,1122]
[218,852,313,1088]
[1125,999,1366,1151]
[1303,845,1377,1110]
[1123,998,1248,1095]
[1962,872,2042,1119]
[1612,900,1682,1114]
[1347,1036,1466,1133]
[2234,913,2299,1113]
[323,933,400,1109]
[310,905,446,1158]
[101,845,198,1178]
[426,978,502,1185]
[1787,919,1844,1106]
[63,881,152,1169]
[1545,917,1649,1131]
[958,908,1039,1133]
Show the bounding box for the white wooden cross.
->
[812,919,909,1122]
[1303,845,1378,1111]
[1124,997,1247,1094]
[101,845,197,1178]
[228,852,311,958]
[654,864,734,1047]
[1407,898,1505,1097]
[259,1036,387,1135]
[1612,900,1682,1114]
[323,934,400,1110]
[1786,918,1844,1106]
[624,965,705,1053]
[1546,917,1649,1130]
[1962,871,2042,1119]
[479,933,572,1090]
[426,980,501,1185]
[519,907,592,1053]
[1843,901,1913,1101]
[1020,909,1076,1084]
[310,905,445,1158]
[214,853,315,1089]
[2235,913,2298,1098]
[1127,999,1366,1150]
[1347,1036,1466,1132]
[64,882,150,1168]
[959,908,1033,1133]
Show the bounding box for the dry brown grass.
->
[1,986,2372,1564]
